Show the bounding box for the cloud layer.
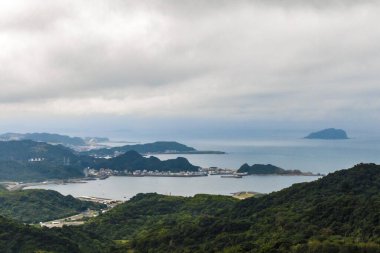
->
[0,0,379,122]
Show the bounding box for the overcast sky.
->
[0,0,379,139]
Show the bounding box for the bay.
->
[26,175,319,201]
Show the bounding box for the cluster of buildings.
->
[84,168,120,179]
[28,157,45,162]
[82,166,245,179]
[201,166,236,175]
[84,167,209,178]
[125,170,208,177]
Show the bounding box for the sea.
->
[26,136,380,200]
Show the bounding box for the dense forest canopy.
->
[0,189,105,223]
[84,163,380,252]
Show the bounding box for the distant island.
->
[304,128,349,140]
[82,141,225,157]
[237,163,320,176]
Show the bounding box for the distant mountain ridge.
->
[83,141,225,156]
[0,132,87,146]
[0,133,225,155]
[305,128,349,139]
[0,132,111,147]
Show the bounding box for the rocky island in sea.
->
[304,128,349,140]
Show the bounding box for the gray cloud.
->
[0,0,379,124]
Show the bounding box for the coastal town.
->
[84,166,245,179]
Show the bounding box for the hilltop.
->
[90,150,200,172]
[305,128,349,140]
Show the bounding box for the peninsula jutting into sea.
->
[0,132,226,154]
[0,133,321,191]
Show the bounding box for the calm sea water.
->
[155,137,380,174]
[26,137,380,200]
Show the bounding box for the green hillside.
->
[0,189,105,223]
[84,163,380,253]
[0,215,115,253]
[0,140,85,181]
[84,193,237,240]
[0,163,379,252]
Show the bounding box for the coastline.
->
[0,178,89,191]
[1,172,322,193]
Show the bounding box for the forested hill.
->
[83,163,380,252]
[0,140,199,181]
[0,140,85,181]
[0,215,114,253]
[237,163,317,175]
[90,150,200,172]
[0,189,105,223]
[0,140,78,161]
